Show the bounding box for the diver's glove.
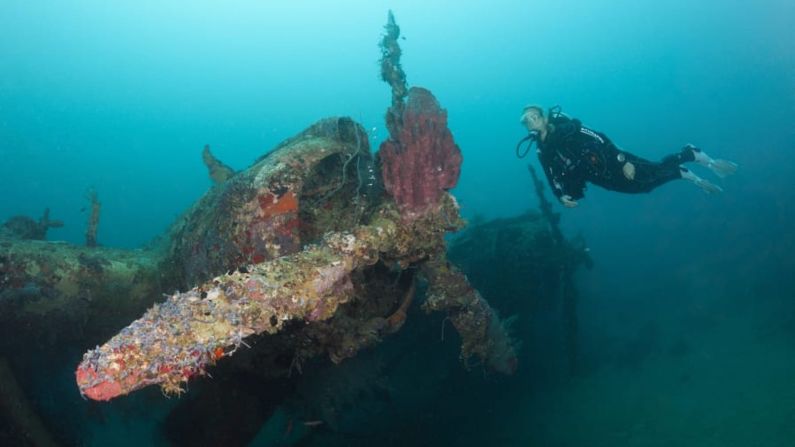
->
[560,195,579,208]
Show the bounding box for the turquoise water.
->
[2,1,794,446]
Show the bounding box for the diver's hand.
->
[560,195,578,208]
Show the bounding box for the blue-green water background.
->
[2,1,794,445]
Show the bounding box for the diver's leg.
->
[607,146,728,194]
[585,145,652,193]
[613,152,682,193]
[661,145,696,166]
[624,153,723,194]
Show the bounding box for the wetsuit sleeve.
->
[560,172,586,200]
[537,151,564,198]
[537,116,588,201]
[537,150,586,200]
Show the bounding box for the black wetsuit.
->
[536,115,695,200]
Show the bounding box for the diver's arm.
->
[560,174,586,201]
[538,146,586,203]
[537,150,565,199]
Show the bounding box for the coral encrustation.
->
[379,87,463,219]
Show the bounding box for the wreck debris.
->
[527,165,592,375]
[1,208,63,241]
[0,118,371,334]
[375,11,515,369]
[528,164,563,243]
[72,11,518,402]
[85,188,101,247]
[421,259,518,374]
[384,273,415,334]
[0,238,169,344]
[202,144,236,185]
[379,10,408,140]
[75,206,439,400]
[447,211,595,380]
[0,117,375,355]
[378,11,462,220]
[165,118,370,288]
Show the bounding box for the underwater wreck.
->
[0,12,588,446]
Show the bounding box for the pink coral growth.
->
[379,87,463,217]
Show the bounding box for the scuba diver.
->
[516,105,738,208]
